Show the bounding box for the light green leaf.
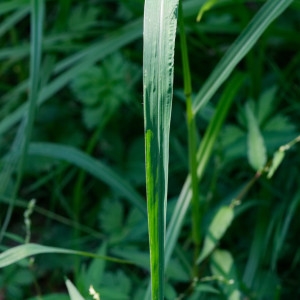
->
[165,74,245,271]
[197,206,234,264]
[211,249,241,300]
[196,0,218,22]
[194,284,220,294]
[65,278,85,300]
[0,243,130,269]
[245,102,267,171]
[143,0,179,299]
[267,150,285,179]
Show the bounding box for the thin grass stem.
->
[0,0,43,242]
[178,0,201,274]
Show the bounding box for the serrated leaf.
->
[101,270,131,298]
[86,242,107,284]
[245,102,267,171]
[65,278,85,300]
[264,114,296,132]
[257,86,277,125]
[197,206,234,264]
[70,52,138,129]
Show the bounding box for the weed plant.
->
[0,0,300,299]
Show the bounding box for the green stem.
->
[0,0,43,243]
[178,0,201,273]
[73,121,107,221]
[72,113,111,280]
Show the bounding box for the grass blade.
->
[178,0,201,270]
[28,142,146,215]
[0,7,29,38]
[192,0,293,115]
[143,0,179,298]
[0,0,43,242]
[0,243,130,268]
[166,74,245,265]
[164,0,293,274]
[245,102,267,172]
[65,278,85,300]
[0,0,28,15]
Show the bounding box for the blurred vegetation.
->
[0,0,300,299]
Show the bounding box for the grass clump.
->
[0,0,300,299]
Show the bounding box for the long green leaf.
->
[197,206,234,264]
[179,0,201,262]
[0,18,142,136]
[0,0,44,242]
[145,72,245,300]
[192,0,293,115]
[0,7,29,38]
[0,0,206,137]
[0,0,28,15]
[163,0,293,276]
[143,0,179,299]
[28,142,146,215]
[0,243,130,268]
[65,279,85,300]
[166,73,245,265]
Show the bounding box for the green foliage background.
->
[0,0,300,299]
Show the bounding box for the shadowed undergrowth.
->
[0,0,300,299]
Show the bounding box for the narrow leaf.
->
[245,103,267,171]
[192,0,293,115]
[197,206,234,264]
[65,278,85,300]
[0,0,44,242]
[165,73,245,268]
[28,142,146,215]
[196,0,218,22]
[143,0,179,298]
[267,149,285,179]
[0,243,131,269]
